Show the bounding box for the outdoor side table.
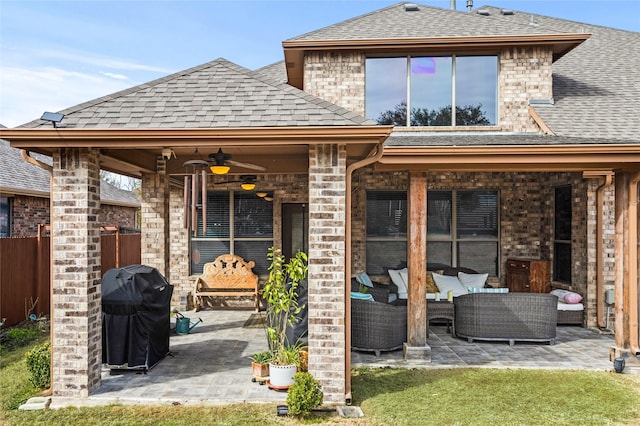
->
[427,300,455,337]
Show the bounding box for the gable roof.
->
[20,58,374,129]
[0,139,139,206]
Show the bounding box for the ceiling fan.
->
[213,174,258,191]
[208,148,266,175]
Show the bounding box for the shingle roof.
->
[0,139,139,206]
[476,6,640,142]
[20,58,374,129]
[285,2,576,42]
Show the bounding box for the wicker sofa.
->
[454,293,557,346]
[351,298,407,356]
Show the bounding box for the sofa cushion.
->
[457,272,489,290]
[467,287,508,294]
[350,291,374,301]
[432,273,467,297]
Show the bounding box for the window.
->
[365,191,407,275]
[428,190,499,276]
[365,55,498,127]
[190,191,273,275]
[554,185,572,282]
[0,197,10,237]
[365,190,499,276]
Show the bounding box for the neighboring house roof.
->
[20,58,374,129]
[0,139,140,207]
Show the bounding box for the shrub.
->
[7,327,40,345]
[25,341,51,389]
[286,371,323,417]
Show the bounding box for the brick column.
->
[141,158,170,278]
[51,147,102,397]
[307,144,347,404]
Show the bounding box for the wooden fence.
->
[0,229,141,328]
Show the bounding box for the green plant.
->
[25,341,50,389]
[286,371,324,417]
[249,351,272,364]
[7,327,40,345]
[263,247,308,366]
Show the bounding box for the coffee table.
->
[427,300,455,337]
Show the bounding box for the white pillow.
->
[432,273,467,297]
[457,272,489,291]
[388,268,408,299]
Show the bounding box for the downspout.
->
[344,141,385,404]
[629,172,640,355]
[21,149,54,394]
[584,172,613,328]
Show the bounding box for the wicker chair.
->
[454,293,557,346]
[351,298,407,356]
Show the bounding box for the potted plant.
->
[250,351,272,381]
[263,247,308,389]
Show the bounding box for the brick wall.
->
[141,158,170,278]
[303,51,366,116]
[9,194,137,237]
[51,147,102,397]
[499,47,553,132]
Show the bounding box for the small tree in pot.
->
[263,247,308,389]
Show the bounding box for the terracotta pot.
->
[252,362,269,379]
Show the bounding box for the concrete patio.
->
[47,308,620,409]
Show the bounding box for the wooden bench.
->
[194,254,260,311]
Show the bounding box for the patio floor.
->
[49,308,619,408]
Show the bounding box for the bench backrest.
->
[198,254,258,290]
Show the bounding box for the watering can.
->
[174,312,203,335]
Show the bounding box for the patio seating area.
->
[49,308,616,409]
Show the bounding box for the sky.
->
[1,0,639,128]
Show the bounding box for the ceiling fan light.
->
[241,182,256,191]
[210,164,230,175]
[256,191,268,197]
[264,196,273,202]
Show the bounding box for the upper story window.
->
[365,55,498,127]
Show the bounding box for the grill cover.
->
[101,265,173,369]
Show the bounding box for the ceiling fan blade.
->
[226,159,267,172]
[182,159,209,168]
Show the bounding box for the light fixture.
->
[264,196,273,202]
[210,164,230,175]
[256,191,268,198]
[40,111,64,128]
[240,175,257,191]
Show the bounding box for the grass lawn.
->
[2,335,639,425]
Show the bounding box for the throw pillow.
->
[457,272,489,291]
[356,272,374,288]
[388,268,408,299]
[350,291,374,301]
[432,273,467,297]
[551,289,583,304]
[425,270,444,293]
